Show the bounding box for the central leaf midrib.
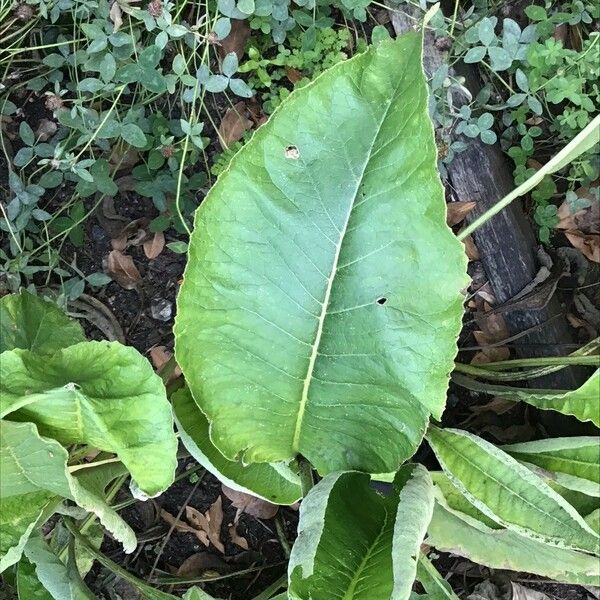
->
[290,64,410,455]
[342,507,390,599]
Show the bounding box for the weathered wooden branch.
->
[390,5,582,395]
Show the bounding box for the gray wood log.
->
[390,6,581,393]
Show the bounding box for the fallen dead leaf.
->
[285,67,303,84]
[565,230,600,263]
[148,345,182,382]
[462,234,480,261]
[511,582,551,600]
[175,553,231,577]
[218,102,252,149]
[219,19,250,60]
[143,231,165,259]
[186,498,225,553]
[222,485,279,519]
[110,218,149,251]
[109,0,123,31]
[447,201,476,227]
[228,525,249,550]
[109,146,139,171]
[470,396,515,416]
[467,580,503,600]
[35,118,57,141]
[556,189,599,234]
[471,300,510,364]
[106,250,142,290]
[160,509,208,546]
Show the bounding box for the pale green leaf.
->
[416,554,460,600]
[17,557,53,600]
[0,291,85,354]
[426,427,599,554]
[427,502,600,586]
[121,123,147,148]
[503,437,600,494]
[453,371,600,426]
[23,535,94,600]
[183,588,222,600]
[1,420,136,553]
[288,465,434,599]
[585,509,600,535]
[0,341,177,496]
[172,387,301,504]
[175,33,468,475]
[430,471,500,529]
[0,493,56,572]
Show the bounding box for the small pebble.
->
[150,298,172,321]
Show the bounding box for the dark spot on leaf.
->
[376,297,387,305]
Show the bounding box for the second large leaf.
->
[176,33,468,475]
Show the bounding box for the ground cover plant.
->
[1,0,599,598]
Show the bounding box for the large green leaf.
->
[288,465,434,599]
[426,427,599,554]
[175,32,468,475]
[172,387,301,504]
[452,371,600,426]
[0,420,136,555]
[427,501,600,586]
[1,341,177,496]
[0,290,85,354]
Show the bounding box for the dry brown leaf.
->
[471,346,510,364]
[565,230,600,263]
[175,553,230,577]
[143,231,165,259]
[228,525,249,550]
[149,345,171,369]
[470,397,515,416]
[109,0,123,31]
[109,146,139,171]
[462,234,480,261]
[285,67,303,84]
[446,201,476,227]
[476,303,509,340]
[219,19,250,60]
[106,250,142,289]
[110,218,149,251]
[148,345,182,382]
[218,102,252,149]
[222,485,279,519]
[35,118,57,141]
[160,508,207,546]
[186,499,225,553]
[471,301,510,364]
